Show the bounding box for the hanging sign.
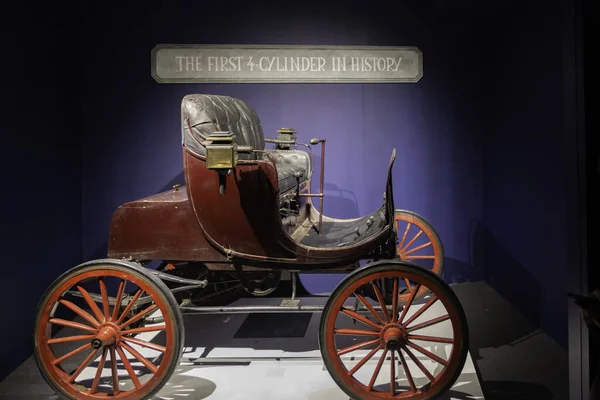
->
[151,44,422,83]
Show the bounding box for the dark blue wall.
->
[478,0,578,347]
[0,3,82,380]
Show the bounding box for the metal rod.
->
[264,138,296,144]
[169,284,208,294]
[291,273,297,300]
[185,356,324,363]
[184,355,394,363]
[319,139,325,233]
[298,193,323,197]
[181,305,324,314]
[150,270,208,287]
[180,303,394,315]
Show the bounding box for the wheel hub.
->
[91,324,120,349]
[381,324,406,350]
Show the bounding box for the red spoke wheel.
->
[34,260,183,400]
[319,260,468,400]
[393,210,444,302]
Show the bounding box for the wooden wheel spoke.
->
[76,285,105,324]
[111,280,126,321]
[355,293,385,324]
[397,348,416,392]
[340,308,382,330]
[391,278,399,323]
[52,343,91,365]
[398,222,412,250]
[408,334,454,344]
[123,337,166,353]
[368,348,388,390]
[120,342,159,374]
[405,255,436,260]
[390,350,396,395]
[402,295,438,328]
[348,344,382,376]
[401,344,435,381]
[401,230,423,252]
[404,241,432,256]
[398,284,421,325]
[49,318,97,333]
[59,299,100,328]
[334,328,380,336]
[403,278,412,293]
[68,348,100,383]
[90,348,107,394]
[116,346,142,388]
[406,314,450,333]
[99,278,111,320]
[109,348,120,395]
[405,341,449,366]
[338,338,380,356]
[121,324,166,335]
[371,282,390,323]
[47,334,95,345]
[119,304,158,329]
[115,289,143,326]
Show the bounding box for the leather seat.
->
[181,94,310,193]
[266,150,311,193]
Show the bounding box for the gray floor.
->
[0,281,568,399]
[167,297,483,400]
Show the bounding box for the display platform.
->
[65,296,484,400]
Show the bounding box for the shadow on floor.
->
[481,380,554,400]
[453,282,568,400]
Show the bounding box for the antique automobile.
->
[34,94,469,400]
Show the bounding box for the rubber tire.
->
[33,258,184,400]
[319,260,469,400]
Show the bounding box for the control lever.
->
[307,138,326,233]
[297,138,327,233]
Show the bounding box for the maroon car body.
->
[107,94,397,270]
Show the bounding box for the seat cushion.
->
[181,94,264,159]
[266,149,311,193]
[180,94,310,193]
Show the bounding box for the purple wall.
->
[80,1,484,293]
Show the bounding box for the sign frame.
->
[151,44,423,84]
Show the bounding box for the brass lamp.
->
[204,131,237,195]
[205,131,238,170]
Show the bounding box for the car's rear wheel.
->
[34,260,183,400]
